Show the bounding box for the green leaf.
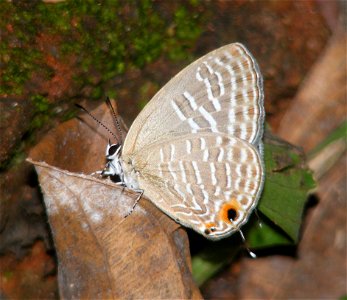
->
[258,133,316,242]
[246,216,293,248]
[192,236,240,286]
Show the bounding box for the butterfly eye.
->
[108,144,120,156]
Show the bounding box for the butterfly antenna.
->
[106,97,123,143]
[238,229,257,258]
[75,103,120,144]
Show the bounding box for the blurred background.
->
[0,0,345,298]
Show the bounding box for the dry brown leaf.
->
[27,102,202,299]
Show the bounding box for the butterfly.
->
[85,43,265,241]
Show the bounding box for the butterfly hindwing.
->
[132,132,264,240]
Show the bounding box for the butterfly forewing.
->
[130,133,264,240]
[122,43,264,156]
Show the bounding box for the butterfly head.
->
[105,140,121,158]
[101,140,123,178]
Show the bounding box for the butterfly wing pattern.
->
[121,43,265,240]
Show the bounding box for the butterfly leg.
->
[116,182,128,197]
[124,189,144,218]
[90,170,103,176]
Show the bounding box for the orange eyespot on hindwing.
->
[219,198,242,224]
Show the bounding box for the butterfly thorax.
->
[102,142,140,190]
[121,157,140,190]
